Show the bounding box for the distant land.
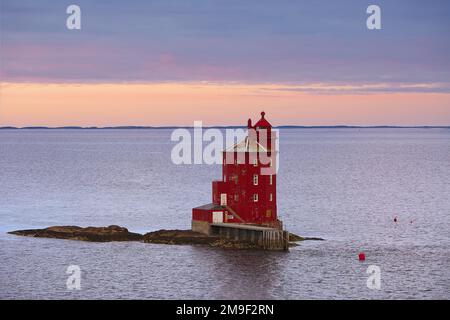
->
[0,125,449,130]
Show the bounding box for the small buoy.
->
[394,217,398,223]
[358,252,366,261]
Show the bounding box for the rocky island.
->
[8,225,323,249]
[8,225,143,242]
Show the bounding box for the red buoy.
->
[358,252,366,261]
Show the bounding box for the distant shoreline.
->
[1,125,449,130]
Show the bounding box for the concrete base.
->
[210,222,289,251]
[192,220,289,251]
[191,220,211,235]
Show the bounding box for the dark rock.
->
[143,229,215,245]
[144,229,263,249]
[302,237,324,241]
[8,225,143,242]
[288,233,305,242]
[289,233,324,242]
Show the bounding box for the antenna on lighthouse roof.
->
[261,111,265,118]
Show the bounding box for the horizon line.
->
[1,125,449,130]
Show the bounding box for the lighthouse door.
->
[220,193,227,206]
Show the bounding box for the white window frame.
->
[212,211,223,223]
[253,174,258,186]
[253,194,259,202]
[269,174,273,185]
[220,193,227,206]
[253,158,258,167]
[269,193,273,202]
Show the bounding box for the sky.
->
[1,0,449,126]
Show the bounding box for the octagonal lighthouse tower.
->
[192,112,285,244]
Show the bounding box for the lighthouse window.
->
[253,158,258,167]
[253,194,259,202]
[253,174,258,186]
[270,193,273,201]
[234,194,239,201]
[224,175,226,182]
[269,175,273,185]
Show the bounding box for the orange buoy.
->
[358,252,366,261]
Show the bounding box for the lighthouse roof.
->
[254,111,272,128]
[225,136,268,153]
[193,203,226,211]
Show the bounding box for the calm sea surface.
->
[0,128,449,299]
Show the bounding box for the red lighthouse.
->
[192,112,282,234]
